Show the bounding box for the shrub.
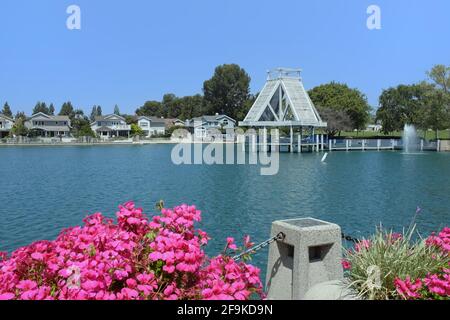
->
[0,202,263,300]
[344,226,449,300]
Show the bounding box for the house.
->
[90,114,131,139]
[162,118,184,129]
[185,114,236,138]
[0,114,14,138]
[25,113,71,137]
[366,124,382,132]
[137,116,166,137]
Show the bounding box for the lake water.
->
[0,145,449,276]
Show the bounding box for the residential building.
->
[137,116,166,137]
[0,114,14,138]
[185,114,236,138]
[90,114,131,139]
[25,112,71,137]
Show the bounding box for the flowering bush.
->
[0,202,263,300]
[394,227,450,300]
[344,226,449,300]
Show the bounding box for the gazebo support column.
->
[290,126,293,153]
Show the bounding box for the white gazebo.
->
[239,68,327,152]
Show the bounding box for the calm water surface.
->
[0,145,449,275]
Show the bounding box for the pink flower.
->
[341,260,352,270]
[243,235,254,249]
[394,277,422,299]
[0,201,264,301]
[355,239,371,252]
[226,237,238,250]
[0,293,15,300]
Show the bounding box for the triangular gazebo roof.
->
[239,68,326,128]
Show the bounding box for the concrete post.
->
[437,140,441,152]
[298,134,302,153]
[290,127,294,153]
[377,139,381,151]
[266,218,343,300]
[420,139,424,152]
[362,139,365,151]
[345,139,349,151]
[329,139,332,151]
[320,135,324,151]
[316,135,319,152]
[251,134,257,153]
[391,139,395,150]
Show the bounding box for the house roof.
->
[138,116,168,127]
[28,112,70,121]
[29,126,70,132]
[240,68,327,128]
[185,114,235,127]
[94,114,126,122]
[95,126,113,132]
[0,113,14,122]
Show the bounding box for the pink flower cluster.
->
[0,202,263,300]
[426,227,450,254]
[395,227,450,300]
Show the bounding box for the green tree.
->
[419,87,450,139]
[59,101,75,117]
[136,101,163,117]
[317,106,353,136]
[308,82,371,130]
[376,84,429,134]
[177,95,204,120]
[2,102,13,118]
[15,111,26,121]
[130,123,144,137]
[427,64,450,93]
[32,102,50,115]
[10,118,29,137]
[49,103,55,115]
[114,104,121,115]
[203,64,251,120]
[90,105,102,122]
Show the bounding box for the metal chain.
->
[232,232,285,261]
[341,232,359,243]
[231,232,357,261]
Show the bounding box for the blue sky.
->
[1,0,449,115]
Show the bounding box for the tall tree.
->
[48,103,55,115]
[32,102,50,115]
[376,84,429,134]
[10,118,28,137]
[203,64,251,120]
[1,102,13,118]
[308,82,371,130]
[114,104,121,115]
[427,64,450,93]
[59,101,74,117]
[136,101,163,117]
[15,111,26,121]
[419,85,450,139]
[90,105,102,122]
[317,106,353,136]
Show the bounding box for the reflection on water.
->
[0,146,449,275]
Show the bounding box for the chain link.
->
[232,232,285,261]
[342,232,359,243]
[232,232,358,261]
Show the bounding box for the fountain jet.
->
[403,124,418,153]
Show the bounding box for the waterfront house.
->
[90,114,131,139]
[0,114,14,138]
[185,114,236,138]
[137,116,167,137]
[25,112,71,137]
